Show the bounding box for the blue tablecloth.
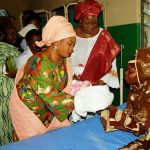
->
[0,104,139,150]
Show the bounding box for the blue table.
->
[0,104,139,150]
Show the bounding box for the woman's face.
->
[3,27,17,44]
[125,63,138,85]
[57,36,76,58]
[80,15,98,34]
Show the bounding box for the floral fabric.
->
[17,53,74,127]
[0,42,19,145]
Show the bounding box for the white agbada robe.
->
[70,28,120,122]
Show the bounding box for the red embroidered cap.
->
[74,0,102,20]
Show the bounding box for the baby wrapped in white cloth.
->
[71,84,114,122]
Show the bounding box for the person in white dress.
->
[70,0,121,122]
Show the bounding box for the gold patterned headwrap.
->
[35,16,76,47]
[135,48,150,85]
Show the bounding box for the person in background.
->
[100,48,150,149]
[9,16,76,140]
[70,0,120,122]
[71,0,120,86]
[16,29,42,69]
[19,10,41,52]
[18,24,38,51]
[21,10,36,27]
[1,24,23,53]
[22,10,41,30]
[0,10,20,145]
[0,42,20,145]
[0,9,15,39]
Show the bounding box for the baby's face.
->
[125,63,138,85]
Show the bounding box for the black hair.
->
[22,10,34,27]
[25,29,41,43]
[2,24,17,33]
[24,11,41,26]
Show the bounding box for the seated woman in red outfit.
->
[9,16,76,140]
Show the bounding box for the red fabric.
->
[74,0,102,20]
[80,29,120,83]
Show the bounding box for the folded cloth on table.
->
[71,85,114,122]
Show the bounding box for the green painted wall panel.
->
[107,23,141,106]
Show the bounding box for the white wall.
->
[0,0,141,29]
[103,0,141,27]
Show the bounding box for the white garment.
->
[18,24,37,38]
[20,39,28,52]
[16,46,33,69]
[71,85,114,122]
[70,28,119,89]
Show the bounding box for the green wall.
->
[107,23,141,106]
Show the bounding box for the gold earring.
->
[54,45,57,50]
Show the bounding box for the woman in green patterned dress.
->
[0,42,19,145]
[10,16,76,140]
